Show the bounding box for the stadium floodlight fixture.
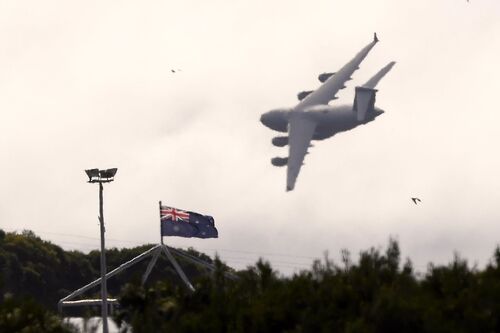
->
[99,168,118,180]
[85,168,118,183]
[85,168,100,182]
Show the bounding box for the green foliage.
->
[115,239,500,333]
[0,296,74,333]
[0,229,98,310]
[3,228,500,332]
[0,229,212,312]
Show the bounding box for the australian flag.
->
[160,205,218,239]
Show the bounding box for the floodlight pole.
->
[85,168,116,333]
[98,181,109,333]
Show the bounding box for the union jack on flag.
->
[161,206,190,222]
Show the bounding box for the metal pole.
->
[159,201,164,245]
[99,182,109,333]
[161,245,195,292]
[59,245,161,306]
[141,247,161,285]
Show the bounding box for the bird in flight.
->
[411,197,421,205]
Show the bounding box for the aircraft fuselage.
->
[260,104,384,141]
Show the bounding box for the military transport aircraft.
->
[260,33,395,191]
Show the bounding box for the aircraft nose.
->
[260,113,268,125]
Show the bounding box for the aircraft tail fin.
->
[353,87,377,122]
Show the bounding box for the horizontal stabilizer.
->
[363,61,396,89]
[353,86,377,121]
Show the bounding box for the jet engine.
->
[260,108,290,132]
[297,90,313,101]
[318,72,335,83]
[271,157,288,167]
[272,136,288,147]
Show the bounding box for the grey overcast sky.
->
[1,0,500,274]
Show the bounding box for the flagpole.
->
[159,201,164,245]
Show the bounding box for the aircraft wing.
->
[297,33,379,109]
[286,113,316,191]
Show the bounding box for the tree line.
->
[2,229,500,332]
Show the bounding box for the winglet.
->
[374,32,379,43]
